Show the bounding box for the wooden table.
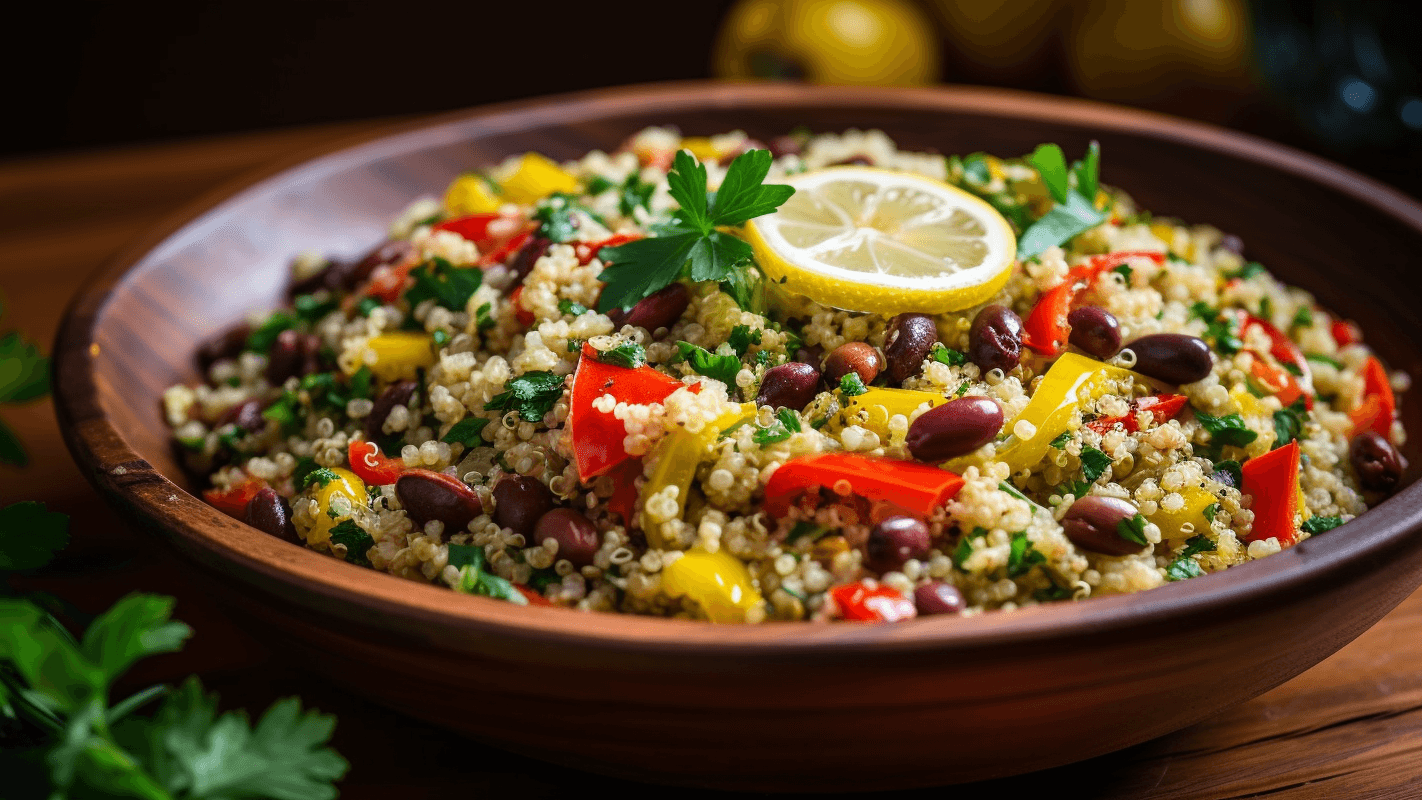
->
[4,120,1420,799]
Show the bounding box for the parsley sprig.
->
[596,149,793,313]
[1017,142,1105,260]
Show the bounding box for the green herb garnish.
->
[1305,353,1343,369]
[442,416,491,446]
[728,324,763,355]
[558,298,589,316]
[676,341,741,386]
[1049,431,1072,449]
[1301,515,1345,534]
[475,302,496,332]
[1272,396,1309,449]
[533,192,605,243]
[1007,531,1047,577]
[244,310,298,353]
[598,341,648,368]
[753,408,802,446]
[1016,141,1105,260]
[484,371,566,423]
[838,373,868,396]
[1196,410,1258,448]
[1079,446,1113,483]
[405,256,483,311]
[329,519,374,567]
[931,343,967,366]
[1116,512,1149,546]
[447,543,529,605]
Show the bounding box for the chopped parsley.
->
[1196,410,1259,449]
[598,341,648,368]
[1226,261,1267,280]
[1272,396,1309,449]
[1306,353,1343,369]
[261,391,302,432]
[1290,306,1314,329]
[838,373,868,396]
[1165,534,1217,581]
[728,324,763,355]
[676,341,742,386]
[432,329,451,348]
[533,193,604,243]
[953,528,986,569]
[1049,431,1072,449]
[349,365,373,399]
[1016,141,1105,260]
[958,153,993,184]
[405,256,483,311]
[931,343,967,366]
[293,293,338,322]
[300,467,339,490]
[1301,515,1345,534]
[447,543,528,604]
[1115,512,1149,546]
[244,310,298,352]
[558,298,589,316]
[484,371,566,423]
[442,416,491,446]
[1113,264,1133,283]
[596,149,794,312]
[1080,447,1113,482]
[329,519,374,567]
[356,296,381,317]
[1204,502,1221,523]
[475,302,496,332]
[1007,532,1047,577]
[752,408,802,445]
[1189,302,1243,355]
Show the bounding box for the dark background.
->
[4,1,1420,195]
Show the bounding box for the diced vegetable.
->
[355,333,436,381]
[830,387,947,439]
[1146,485,1215,541]
[347,439,404,486]
[1349,356,1395,438]
[1023,251,1165,355]
[202,476,267,519]
[1086,393,1187,433]
[643,404,755,549]
[1242,441,1301,545]
[444,173,502,215]
[660,548,763,623]
[831,582,916,622]
[498,153,579,204]
[307,468,369,547]
[431,213,500,246]
[764,453,964,519]
[567,343,693,481]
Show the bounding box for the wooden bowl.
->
[53,83,1422,791]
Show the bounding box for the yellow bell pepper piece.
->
[643,404,755,550]
[306,468,369,547]
[444,173,502,215]
[829,387,947,439]
[499,153,578,205]
[679,137,721,161]
[948,353,1139,476]
[356,333,436,382]
[661,548,763,623]
[1148,485,1215,542]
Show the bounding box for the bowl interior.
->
[62,83,1422,649]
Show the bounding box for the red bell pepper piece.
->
[1086,393,1188,434]
[509,286,536,327]
[347,439,405,486]
[763,453,964,519]
[1242,441,1301,546]
[1349,356,1395,437]
[831,582,917,622]
[515,585,555,606]
[203,476,268,519]
[477,227,535,267]
[605,457,643,525]
[1023,251,1166,355]
[577,233,642,266]
[1331,319,1361,348]
[568,343,693,481]
[1232,312,1313,409]
[432,213,501,247]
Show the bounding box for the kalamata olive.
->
[968,304,1024,373]
[795,341,825,369]
[196,323,251,371]
[396,469,483,532]
[823,342,883,388]
[1061,496,1146,556]
[264,329,304,384]
[913,581,965,615]
[1127,333,1214,385]
[1219,233,1245,256]
[883,313,938,384]
[492,475,556,537]
[865,516,932,573]
[244,487,298,543]
[1067,306,1122,359]
[906,396,1003,462]
[609,283,689,335]
[506,236,552,287]
[756,362,821,410]
[534,508,600,567]
[219,399,266,434]
[1350,430,1406,493]
[364,381,418,441]
[768,135,804,158]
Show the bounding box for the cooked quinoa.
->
[167,127,1409,624]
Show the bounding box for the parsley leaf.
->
[677,342,741,386]
[485,371,566,423]
[293,293,338,323]
[1302,515,1345,534]
[558,299,589,316]
[1227,261,1267,280]
[1029,143,1070,204]
[1007,532,1047,577]
[1196,410,1258,448]
[533,193,604,243]
[953,527,987,569]
[752,408,802,446]
[597,342,647,368]
[1272,396,1309,449]
[1190,302,1243,354]
[931,343,967,366]
[442,416,490,446]
[300,468,339,490]
[959,153,992,184]
[596,149,793,312]
[475,302,496,332]
[356,296,381,317]
[329,520,373,567]
[1113,264,1133,283]
[448,543,529,605]
[1165,534,1217,581]
[728,324,763,355]
[1115,512,1149,546]
[244,311,298,353]
[838,373,868,396]
[405,257,482,311]
[0,420,25,466]
[1290,305,1313,329]
[787,520,829,543]
[1049,431,1072,449]
[615,173,656,217]
[1017,142,1106,259]
[0,501,69,571]
[1204,502,1221,523]
[1305,353,1343,369]
[1079,447,1113,483]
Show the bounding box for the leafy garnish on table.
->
[596,149,794,312]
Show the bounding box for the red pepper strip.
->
[477,227,535,268]
[831,582,917,622]
[361,261,417,303]
[509,285,536,327]
[515,585,555,606]
[763,453,965,519]
[1241,441,1301,545]
[1331,319,1361,347]
[1239,313,1312,384]
[1023,251,1167,354]
[605,457,643,525]
[577,233,642,266]
[568,343,694,481]
[1086,393,1188,434]
[432,213,501,247]
[1349,356,1395,437]
[203,476,268,519]
[347,439,405,486]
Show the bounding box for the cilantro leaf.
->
[329,520,373,567]
[405,257,482,311]
[441,416,490,447]
[1195,411,1258,448]
[1007,532,1046,577]
[597,342,647,368]
[1302,515,1345,534]
[0,502,68,571]
[1079,447,1113,483]
[484,371,566,423]
[1272,396,1309,449]
[0,330,51,403]
[931,343,966,366]
[1115,512,1149,546]
[677,342,741,386]
[839,373,868,396]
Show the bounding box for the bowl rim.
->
[53,81,1422,657]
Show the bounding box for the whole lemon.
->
[713,0,941,86]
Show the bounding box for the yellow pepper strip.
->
[643,404,755,550]
[679,137,721,161]
[444,173,502,215]
[356,333,436,382]
[661,548,763,623]
[306,468,369,547]
[1148,485,1215,542]
[499,153,578,205]
[828,387,947,439]
[947,353,1140,476]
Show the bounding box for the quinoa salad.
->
[166,127,1409,624]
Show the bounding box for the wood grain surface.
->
[8,103,1422,798]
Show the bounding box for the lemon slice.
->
[745,167,1016,314]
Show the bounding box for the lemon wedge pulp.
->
[745,167,1016,314]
